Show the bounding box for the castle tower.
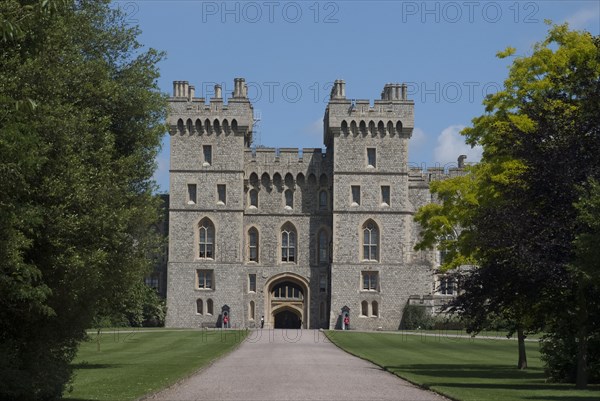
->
[324,81,432,329]
[166,78,253,327]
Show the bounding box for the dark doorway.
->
[274,309,301,329]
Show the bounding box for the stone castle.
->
[165,78,462,330]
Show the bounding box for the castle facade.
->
[165,78,453,330]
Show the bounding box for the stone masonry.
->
[166,78,459,330]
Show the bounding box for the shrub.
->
[400,305,433,330]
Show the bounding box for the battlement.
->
[245,147,329,165]
[324,80,414,146]
[408,156,471,185]
[168,78,254,143]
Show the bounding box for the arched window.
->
[319,190,328,210]
[281,223,297,263]
[372,301,379,317]
[248,227,258,262]
[361,300,368,316]
[362,220,379,261]
[196,299,203,314]
[249,189,258,208]
[318,230,329,264]
[198,218,215,259]
[284,189,294,209]
[272,282,303,299]
[206,299,214,315]
[249,301,255,320]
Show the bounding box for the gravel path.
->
[147,329,448,401]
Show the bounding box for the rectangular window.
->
[203,145,212,165]
[367,148,376,168]
[381,185,390,206]
[249,274,256,292]
[362,271,379,291]
[248,229,258,262]
[351,185,361,206]
[197,270,214,290]
[439,277,455,295]
[217,184,226,204]
[187,184,197,204]
[319,275,327,293]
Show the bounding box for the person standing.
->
[260,316,264,329]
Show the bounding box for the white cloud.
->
[564,5,600,30]
[433,125,482,166]
[304,118,323,138]
[410,127,427,146]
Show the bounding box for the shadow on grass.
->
[384,363,600,396]
[524,396,600,401]
[384,363,545,380]
[71,362,121,370]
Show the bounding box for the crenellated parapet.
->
[323,80,414,147]
[168,78,254,146]
[243,147,333,190]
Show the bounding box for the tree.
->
[415,24,600,380]
[0,1,166,399]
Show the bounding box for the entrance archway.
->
[264,273,310,329]
[274,308,301,329]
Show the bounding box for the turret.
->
[167,77,254,145]
[323,80,414,147]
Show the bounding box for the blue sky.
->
[121,0,600,193]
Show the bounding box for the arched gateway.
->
[264,273,309,329]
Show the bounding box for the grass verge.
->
[325,331,599,401]
[64,329,247,401]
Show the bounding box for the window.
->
[381,185,390,206]
[367,148,376,168]
[351,185,361,206]
[319,190,328,210]
[319,302,325,321]
[284,189,294,209]
[372,301,379,317]
[439,276,456,295]
[362,271,379,291]
[361,300,368,316]
[281,224,297,262]
[248,274,256,292]
[438,235,453,265]
[249,189,258,208]
[248,228,258,262]
[187,184,197,204]
[362,220,379,261]
[196,299,203,314]
[197,270,214,290]
[318,230,328,263]
[217,184,226,205]
[145,276,158,290]
[319,275,327,293]
[203,145,212,165]
[249,301,255,320]
[198,219,215,259]
[272,282,303,299]
[206,299,214,315]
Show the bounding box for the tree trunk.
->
[517,327,527,370]
[575,281,588,389]
[576,330,588,389]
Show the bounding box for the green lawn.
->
[325,331,599,401]
[64,329,247,401]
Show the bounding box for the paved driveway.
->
[148,329,447,401]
